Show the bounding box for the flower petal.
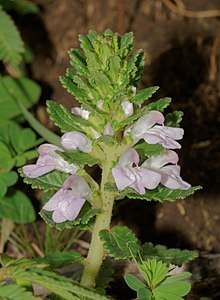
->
[42,189,64,211]
[52,210,67,223]
[62,197,86,221]
[131,110,164,140]
[63,174,91,199]
[118,148,139,167]
[71,106,90,120]
[121,101,134,117]
[160,165,191,190]
[104,122,114,136]
[142,150,179,169]
[61,131,92,153]
[112,166,136,191]
[137,168,161,191]
[23,164,55,178]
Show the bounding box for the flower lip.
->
[61,131,92,153]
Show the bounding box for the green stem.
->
[80,161,115,287]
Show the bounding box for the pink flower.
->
[61,131,92,153]
[112,149,161,194]
[127,110,184,149]
[121,101,134,117]
[71,106,90,120]
[104,122,114,136]
[23,144,78,178]
[42,175,91,223]
[112,149,191,194]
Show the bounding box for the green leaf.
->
[134,142,165,158]
[107,55,121,82]
[127,185,202,203]
[95,135,117,146]
[119,32,134,57]
[131,86,159,104]
[0,0,39,15]
[139,259,168,287]
[137,287,152,300]
[0,284,37,300]
[161,272,191,285]
[60,76,88,103]
[0,189,36,223]
[79,34,94,52]
[141,243,198,267]
[40,202,100,231]
[165,111,184,127]
[0,140,14,170]
[0,76,41,119]
[90,70,112,95]
[19,169,69,191]
[124,274,146,292]
[153,281,191,299]
[96,258,114,289]
[147,97,172,112]
[69,48,89,77]
[99,226,141,260]
[57,150,100,168]
[46,100,90,133]
[0,170,18,197]
[0,5,24,66]
[36,251,84,268]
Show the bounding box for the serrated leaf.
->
[107,55,121,82]
[99,226,141,260]
[153,281,191,299]
[46,100,85,133]
[57,150,100,167]
[127,185,202,203]
[0,5,24,66]
[60,76,88,103]
[69,48,89,77]
[131,87,159,104]
[40,202,99,231]
[79,34,94,52]
[0,284,37,300]
[141,243,198,267]
[95,135,117,146]
[165,111,184,127]
[134,142,165,158]
[0,189,36,223]
[19,169,69,191]
[90,70,112,95]
[0,76,41,119]
[119,32,134,57]
[147,97,172,112]
[124,274,146,292]
[36,251,84,268]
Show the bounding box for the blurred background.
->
[2,0,220,298]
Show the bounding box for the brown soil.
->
[15,0,220,299]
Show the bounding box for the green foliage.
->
[134,142,165,158]
[165,111,184,127]
[0,255,109,300]
[56,150,100,168]
[19,169,69,191]
[0,170,18,197]
[0,284,38,300]
[125,259,191,300]
[0,189,36,223]
[0,76,41,120]
[142,243,198,267]
[99,226,141,260]
[0,5,24,66]
[0,0,39,15]
[36,251,84,269]
[147,97,172,112]
[40,202,100,231]
[95,259,114,290]
[131,86,159,104]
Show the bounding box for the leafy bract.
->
[134,142,165,158]
[99,226,141,260]
[0,5,24,66]
[147,97,172,112]
[0,189,36,223]
[142,243,198,267]
[40,202,100,231]
[0,284,37,300]
[131,86,159,104]
[165,111,184,127]
[19,169,69,191]
[36,251,84,268]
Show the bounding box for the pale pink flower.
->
[104,122,114,136]
[71,106,90,120]
[42,174,91,223]
[61,131,92,153]
[23,144,78,178]
[121,101,134,117]
[127,110,184,149]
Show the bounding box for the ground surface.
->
[16,0,220,299]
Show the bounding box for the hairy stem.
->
[80,159,115,287]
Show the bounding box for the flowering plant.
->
[21,30,201,299]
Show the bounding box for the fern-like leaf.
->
[0,5,24,66]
